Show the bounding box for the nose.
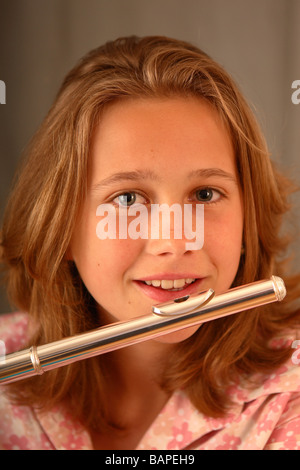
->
[144,203,201,257]
[145,235,193,257]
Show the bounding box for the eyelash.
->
[110,187,225,208]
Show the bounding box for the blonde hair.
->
[1,36,299,428]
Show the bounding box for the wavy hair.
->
[1,36,299,429]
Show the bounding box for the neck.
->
[103,340,173,429]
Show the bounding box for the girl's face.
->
[70,97,244,341]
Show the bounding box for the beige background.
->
[0,0,299,313]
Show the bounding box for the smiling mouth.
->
[134,277,204,302]
[140,278,197,291]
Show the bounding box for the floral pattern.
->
[1,312,300,450]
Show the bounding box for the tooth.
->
[161,280,174,289]
[143,278,196,289]
[173,279,186,288]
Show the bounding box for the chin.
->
[154,324,202,344]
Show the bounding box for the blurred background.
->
[0,0,299,313]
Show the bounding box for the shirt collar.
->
[36,356,300,450]
[36,403,93,450]
[136,389,243,450]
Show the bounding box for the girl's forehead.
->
[88,96,238,182]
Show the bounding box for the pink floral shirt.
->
[1,312,300,450]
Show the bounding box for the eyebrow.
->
[91,167,238,191]
[91,170,158,190]
[188,168,238,185]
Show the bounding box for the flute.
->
[0,276,286,385]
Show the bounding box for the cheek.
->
[72,237,144,316]
[204,209,243,278]
[95,238,143,278]
[73,207,143,271]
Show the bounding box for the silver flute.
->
[0,276,286,385]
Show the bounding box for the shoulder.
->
[0,312,30,354]
[0,388,55,450]
[249,356,300,450]
[0,313,56,450]
[238,329,300,402]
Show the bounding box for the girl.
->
[0,36,300,450]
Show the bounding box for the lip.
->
[133,277,206,303]
[137,273,201,281]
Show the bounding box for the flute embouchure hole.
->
[174,295,190,303]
